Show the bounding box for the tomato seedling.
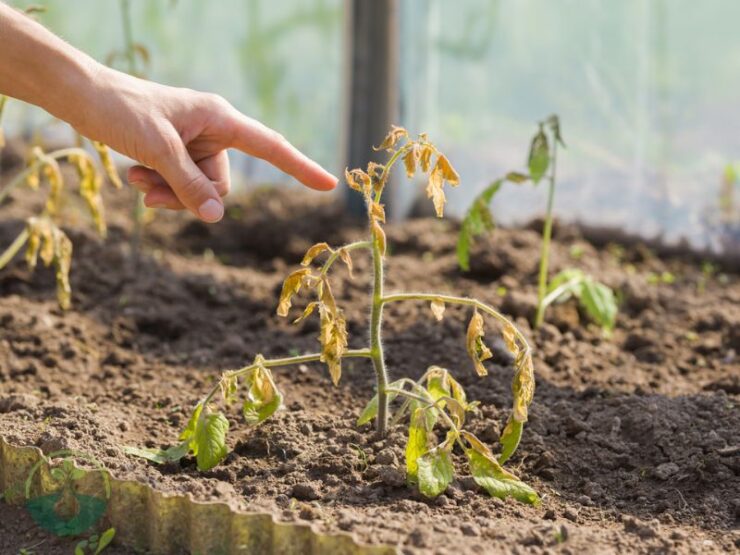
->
[457,116,618,332]
[129,127,539,504]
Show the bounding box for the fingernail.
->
[198,199,224,222]
[129,180,152,193]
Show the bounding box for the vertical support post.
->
[343,0,400,217]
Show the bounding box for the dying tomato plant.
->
[0,98,122,309]
[128,127,539,505]
[457,116,618,332]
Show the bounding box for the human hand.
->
[75,68,337,222]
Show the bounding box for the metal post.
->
[342,0,400,217]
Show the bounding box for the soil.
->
[0,170,738,554]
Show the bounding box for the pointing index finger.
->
[229,113,337,191]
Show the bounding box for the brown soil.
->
[1,179,738,554]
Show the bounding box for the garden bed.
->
[1,186,738,554]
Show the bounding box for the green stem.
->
[538,276,582,319]
[0,228,29,270]
[535,142,558,328]
[370,235,389,435]
[320,241,371,276]
[380,292,531,353]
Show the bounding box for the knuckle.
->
[177,173,207,201]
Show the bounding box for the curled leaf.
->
[277,268,313,317]
[501,322,520,359]
[434,154,460,186]
[403,144,420,178]
[293,301,319,324]
[92,141,123,189]
[372,220,387,256]
[511,351,535,422]
[43,157,64,216]
[25,147,43,190]
[419,144,434,173]
[301,242,331,266]
[369,201,386,223]
[345,168,372,197]
[466,309,492,376]
[426,167,445,218]
[70,153,106,237]
[319,306,348,386]
[51,226,73,310]
[374,125,408,151]
[220,371,239,405]
[430,299,445,321]
[242,365,283,425]
[338,248,354,278]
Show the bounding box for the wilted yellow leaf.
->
[502,323,520,359]
[43,158,64,217]
[71,153,106,237]
[277,268,312,317]
[403,144,420,178]
[319,275,338,316]
[52,227,73,310]
[369,201,386,223]
[372,220,386,256]
[338,248,354,278]
[93,141,123,189]
[466,309,492,376]
[426,168,445,218]
[430,299,445,321]
[220,371,239,405]
[293,301,319,324]
[419,144,434,173]
[319,306,348,386]
[374,125,408,151]
[511,351,535,422]
[345,168,372,197]
[435,154,460,186]
[301,242,331,266]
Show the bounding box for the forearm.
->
[0,2,100,130]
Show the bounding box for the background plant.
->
[457,116,618,333]
[128,127,540,505]
[0,100,122,309]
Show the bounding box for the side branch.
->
[380,293,531,351]
[320,240,371,276]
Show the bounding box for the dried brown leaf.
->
[301,242,332,266]
[466,309,492,376]
[277,268,312,317]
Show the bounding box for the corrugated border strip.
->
[1,437,398,555]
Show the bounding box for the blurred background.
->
[2,0,739,257]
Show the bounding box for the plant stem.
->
[320,241,371,276]
[534,141,558,328]
[370,235,389,435]
[380,292,531,353]
[201,349,372,406]
[0,228,29,270]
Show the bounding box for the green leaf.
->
[94,527,116,555]
[242,367,283,425]
[356,379,404,425]
[498,417,523,465]
[466,448,540,505]
[456,179,504,271]
[528,127,550,184]
[75,542,87,555]
[417,447,454,498]
[179,402,204,445]
[123,442,189,465]
[547,268,586,302]
[405,407,431,484]
[426,371,450,404]
[194,412,229,471]
[579,279,618,331]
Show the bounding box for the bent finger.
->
[144,185,186,210]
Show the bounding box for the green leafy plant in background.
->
[74,528,116,555]
[457,116,618,333]
[127,127,539,504]
[0,97,122,309]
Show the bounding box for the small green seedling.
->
[129,127,539,504]
[0,100,122,309]
[74,527,116,555]
[457,116,618,332]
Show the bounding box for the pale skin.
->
[0,3,337,223]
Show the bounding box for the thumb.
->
[153,135,224,223]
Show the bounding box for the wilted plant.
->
[458,116,617,332]
[128,127,539,504]
[0,104,122,309]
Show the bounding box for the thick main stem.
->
[535,143,558,328]
[370,237,389,435]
